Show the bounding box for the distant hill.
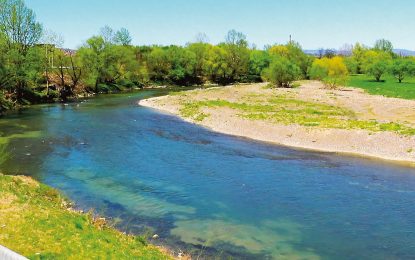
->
[393,49,415,57]
[304,49,415,57]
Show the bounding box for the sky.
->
[25,0,415,50]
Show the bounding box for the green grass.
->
[179,98,415,136]
[180,102,210,122]
[347,74,415,100]
[0,174,171,260]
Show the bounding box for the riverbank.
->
[0,174,173,259]
[139,81,415,164]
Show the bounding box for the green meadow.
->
[348,74,415,100]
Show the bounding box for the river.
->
[1,89,415,259]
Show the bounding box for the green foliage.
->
[0,0,42,53]
[0,0,44,107]
[268,42,312,79]
[249,50,271,81]
[344,56,358,74]
[78,36,141,92]
[166,46,197,85]
[262,56,301,87]
[187,42,211,84]
[363,50,392,82]
[205,45,233,85]
[220,30,250,83]
[390,58,415,83]
[351,43,368,74]
[309,57,348,89]
[114,27,132,46]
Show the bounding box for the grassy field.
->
[0,174,171,260]
[347,74,415,100]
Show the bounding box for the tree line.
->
[0,0,415,113]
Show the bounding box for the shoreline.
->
[0,174,175,259]
[138,82,415,166]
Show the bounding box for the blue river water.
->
[1,90,415,259]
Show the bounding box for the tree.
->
[41,30,64,97]
[53,48,81,101]
[0,33,15,111]
[249,50,271,82]
[309,56,348,89]
[54,48,68,90]
[351,43,367,74]
[225,29,247,46]
[205,45,233,85]
[194,32,209,43]
[78,35,139,91]
[187,42,210,84]
[66,53,83,97]
[0,0,42,54]
[221,30,250,82]
[262,56,301,88]
[165,46,196,85]
[338,43,353,56]
[146,47,171,83]
[390,58,415,83]
[100,25,115,44]
[374,39,393,54]
[114,28,132,46]
[363,50,391,82]
[268,42,312,79]
[323,49,336,58]
[343,56,358,74]
[0,0,43,102]
[77,36,106,91]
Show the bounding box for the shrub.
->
[309,56,348,89]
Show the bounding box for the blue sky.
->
[26,0,415,50]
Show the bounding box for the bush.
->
[309,57,348,89]
[262,57,301,87]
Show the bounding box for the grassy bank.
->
[179,95,415,136]
[348,74,415,100]
[0,174,171,259]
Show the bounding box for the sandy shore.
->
[139,82,415,165]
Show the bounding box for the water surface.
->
[1,90,415,259]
